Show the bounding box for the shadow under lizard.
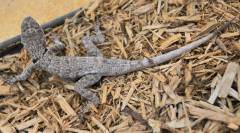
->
[7,17,231,106]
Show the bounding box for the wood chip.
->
[14,117,42,130]
[215,38,231,54]
[113,35,128,59]
[0,123,16,133]
[148,119,161,133]
[0,84,18,95]
[218,62,239,98]
[142,24,169,30]
[121,83,136,110]
[165,118,188,128]
[133,3,154,15]
[208,62,239,103]
[152,78,160,108]
[159,34,182,50]
[220,32,240,38]
[187,104,240,126]
[91,116,109,133]
[55,95,77,116]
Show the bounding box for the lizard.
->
[6,16,231,106]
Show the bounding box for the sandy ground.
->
[0,0,89,42]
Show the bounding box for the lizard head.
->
[21,16,47,62]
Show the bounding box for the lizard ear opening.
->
[21,16,47,60]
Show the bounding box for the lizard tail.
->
[109,21,231,76]
[138,21,231,69]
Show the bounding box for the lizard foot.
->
[5,76,18,85]
[75,87,100,106]
[80,92,100,106]
[52,36,61,44]
[52,36,65,49]
[74,74,102,106]
[78,102,93,122]
[88,95,100,106]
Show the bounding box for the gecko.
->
[6,16,231,106]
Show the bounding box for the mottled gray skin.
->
[7,17,230,105]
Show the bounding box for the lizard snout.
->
[21,16,41,32]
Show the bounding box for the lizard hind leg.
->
[74,74,102,106]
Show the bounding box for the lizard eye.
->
[32,59,38,63]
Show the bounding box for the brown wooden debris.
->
[15,117,43,131]
[215,38,231,54]
[148,119,161,133]
[0,122,16,133]
[2,0,240,132]
[121,82,136,110]
[133,3,154,15]
[220,32,240,38]
[187,104,240,127]
[113,35,128,59]
[159,33,182,50]
[55,95,77,116]
[208,62,239,104]
[91,116,110,133]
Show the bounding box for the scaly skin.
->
[7,17,231,105]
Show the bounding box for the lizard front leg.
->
[48,36,65,53]
[6,62,36,84]
[82,22,105,57]
[74,74,102,105]
[82,34,103,57]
